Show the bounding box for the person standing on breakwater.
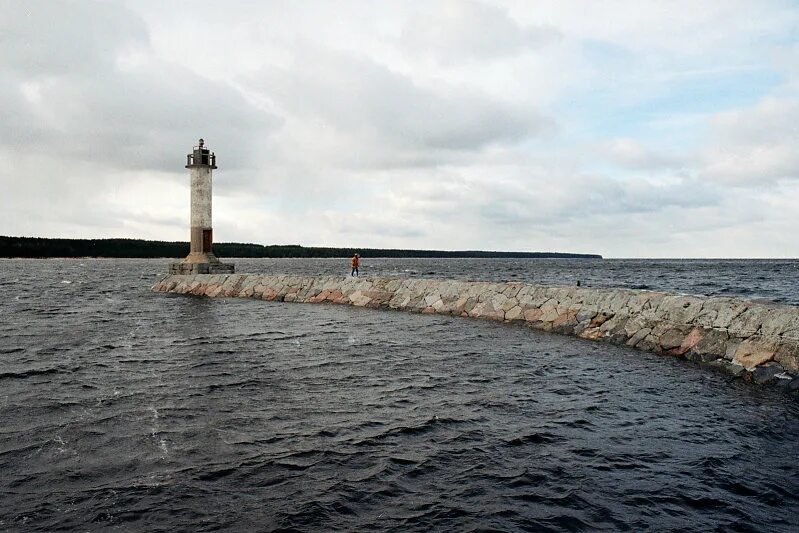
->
[351,253,360,277]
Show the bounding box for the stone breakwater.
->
[153,274,799,390]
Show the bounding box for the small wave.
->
[506,470,549,488]
[271,457,320,472]
[272,333,309,341]
[388,455,422,466]
[717,286,754,295]
[505,432,560,446]
[558,418,595,429]
[689,455,733,470]
[206,379,264,391]
[0,367,65,380]
[98,344,122,350]
[196,466,237,481]
[722,480,759,497]
[511,488,588,509]
[352,416,459,446]
[679,494,732,511]
[570,447,600,458]
[0,347,25,354]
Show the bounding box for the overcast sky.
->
[1,0,798,257]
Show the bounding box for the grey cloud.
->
[0,0,147,76]
[118,211,185,229]
[369,167,723,247]
[700,97,799,185]
[602,177,720,215]
[248,45,552,162]
[0,0,278,174]
[326,213,427,240]
[1,64,277,172]
[600,138,693,171]
[401,0,560,62]
[407,172,723,229]
[346,166,741,256]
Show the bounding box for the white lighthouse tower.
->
[170,139,234,274]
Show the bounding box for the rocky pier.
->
[153,274,799,390]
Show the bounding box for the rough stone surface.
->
[152,274,799,388]
[774,342,799,372]
[732,337,778,369]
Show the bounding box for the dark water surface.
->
[1,259,797,532]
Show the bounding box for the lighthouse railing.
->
[186,151,217,167]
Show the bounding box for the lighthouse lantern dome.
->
[186,138,217,169]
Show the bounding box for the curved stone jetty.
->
[153,274,799,389]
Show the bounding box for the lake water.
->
[1,258,797,531]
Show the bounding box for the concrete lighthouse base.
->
[169,256,235,275]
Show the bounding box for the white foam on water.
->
[159,438,169,457]
[54,435,68,454]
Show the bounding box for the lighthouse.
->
[169,139,235,275]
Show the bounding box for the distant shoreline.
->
[0,236,602,260]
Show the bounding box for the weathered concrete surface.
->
[153,274,799,389]
[168,261,235,275]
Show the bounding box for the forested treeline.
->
[0,236,601,259]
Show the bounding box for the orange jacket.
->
[351,256,360,268]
